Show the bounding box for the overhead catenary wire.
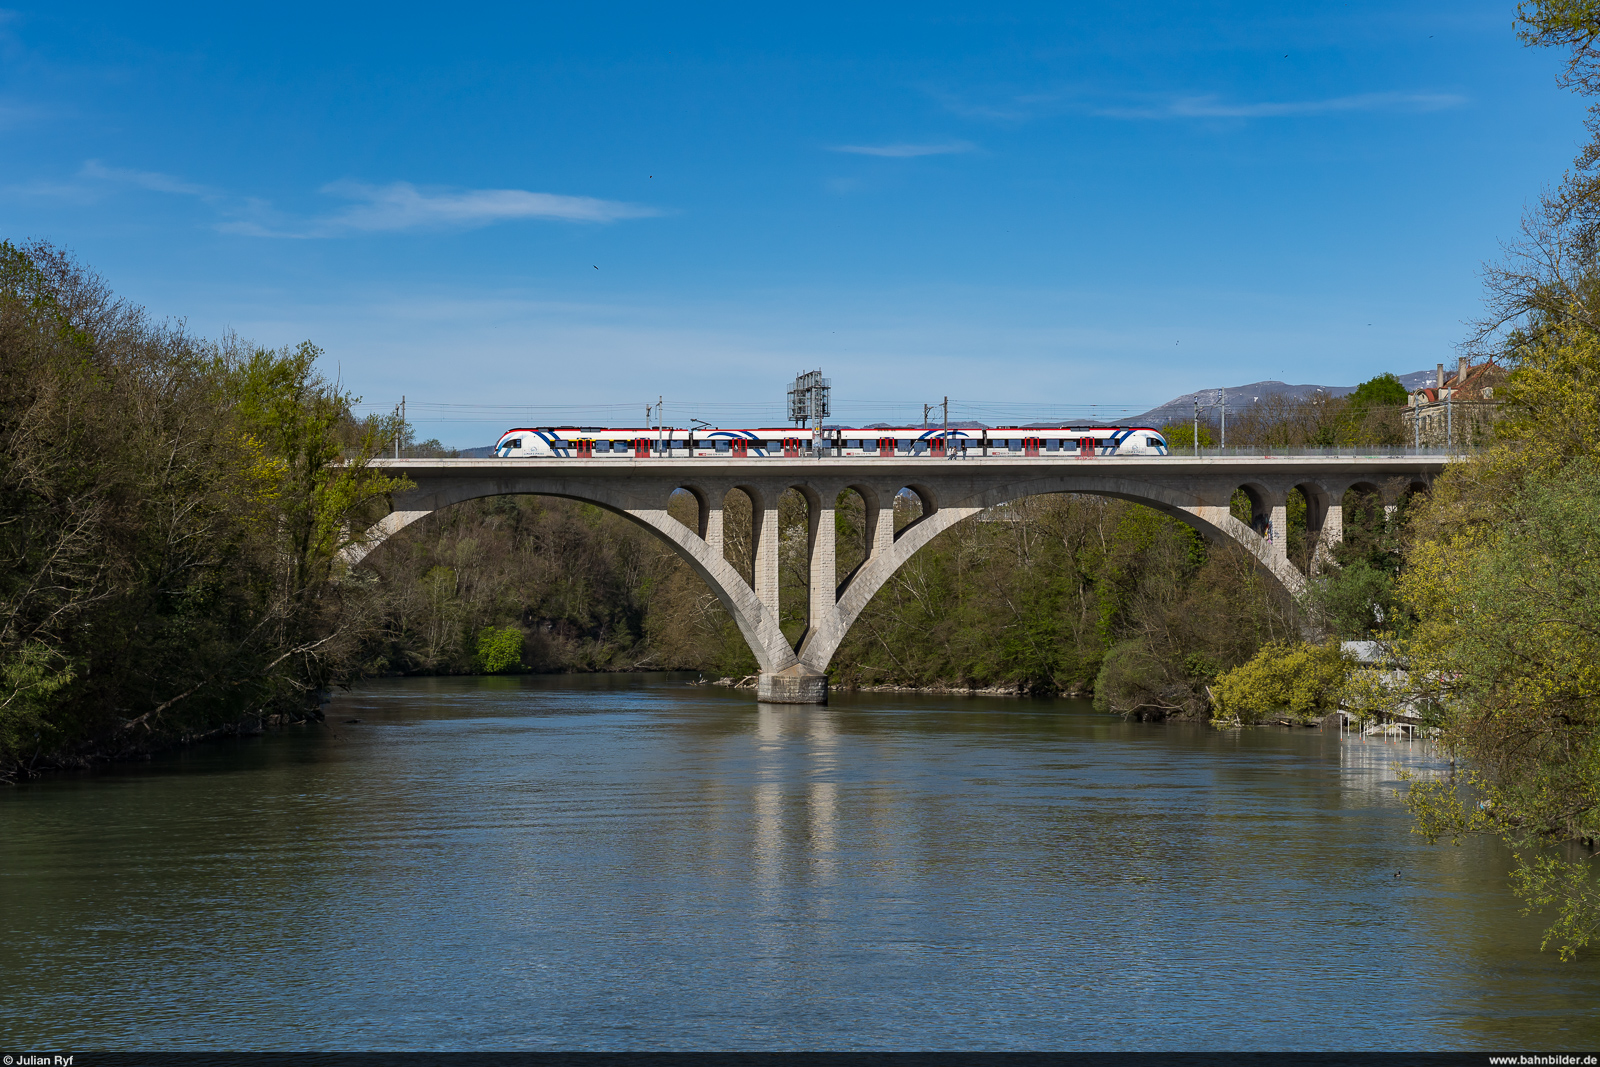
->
[352,400,1155,422]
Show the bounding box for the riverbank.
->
[0,705,329,785]
[701,674,1087,699]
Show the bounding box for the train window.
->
[1146,437,1163,448]
[1007,440,1021,451]
[1045,439,1059,451]
[715,440,730,452]
[504,439,522,450]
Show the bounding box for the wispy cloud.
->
[73,163,659,238]
[828,141,976,158]
[935,86,1467,124]
[1095,91,1468,120]
[305,180,658,233]
[81,159,218,198]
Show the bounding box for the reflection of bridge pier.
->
[354,455,1448,704]
[750,704,842,894]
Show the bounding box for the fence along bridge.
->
[353,454,1447,703]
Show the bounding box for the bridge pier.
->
[754,493,781,620]
[1314,502,1343,573]
[757,664,829,704]
[807,490,836,632]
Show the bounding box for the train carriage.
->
[493,428,817,458]
[493,425,1167,459]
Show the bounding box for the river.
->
[2,674,1596,1052]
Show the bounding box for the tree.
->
[473,626,524,673]
[1160,422,1215,452]
[0,241,410,777]
[1387,3,1600,950]
[1209,641,1351,723]
[1402,462,1600,958]
[1347,373,1409,410]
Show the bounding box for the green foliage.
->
[473,626,524,674]
[1509,851,1600,961]
[227,340,408,594]
[1160,422,1215,452]
[0,240,411,777]
[1518,0,1600,93]
[1339,663,1404,726]
[1300,483,1410,639]
[1399,324,1600,956]
[1230,488,1254,526]
[825,494,1291,709]
[1346,373,1408,411]
[363,496,709,675]
[1403,463,1600,849]
[1210,641,1351,722]
[1497,319,1600,472]
[0,643,76,759]
[1093,640,1166,714]
[1402,0,1600,955]
[1306,560,1398,638]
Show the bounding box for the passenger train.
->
[493,425,1169,458]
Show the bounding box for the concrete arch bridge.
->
[353,455,1446,703]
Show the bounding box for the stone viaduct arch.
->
[349,458,1443,704]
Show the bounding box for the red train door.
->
[634,437,650,458]
[783,437,800,458]
[929,437,946,457]
[575,439,594,458]
[730,438,748,458]
[1078,437,1095,458]
[878,437,894,457]
[1023,436,1041,457]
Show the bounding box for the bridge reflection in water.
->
[356,454,1450,703]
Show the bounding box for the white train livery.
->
[493,425,1169,459]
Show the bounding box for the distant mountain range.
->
[1129,369,1436,428]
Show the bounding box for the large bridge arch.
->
[348,478,798,675]
[800,472,1303,674]
[351,456,1444,703]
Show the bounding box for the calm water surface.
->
[3,674,1596,1051]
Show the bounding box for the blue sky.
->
[0,1,1583,444]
